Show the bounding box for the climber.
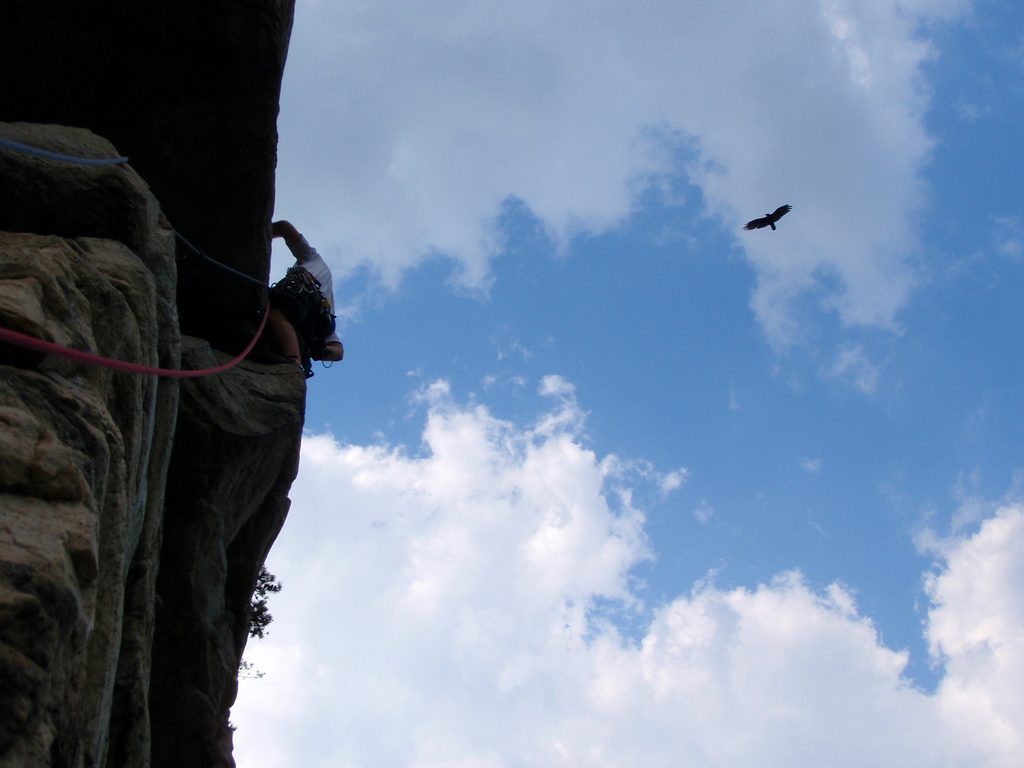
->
[264,220,343,377]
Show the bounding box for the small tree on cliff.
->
[249,565,282,639]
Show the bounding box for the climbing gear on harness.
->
[269,266,336,379]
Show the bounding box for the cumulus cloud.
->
[232,382,1024,768]
[275,0,968,343]
[924,506,1024,763]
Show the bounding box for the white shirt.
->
[287,236,340,345]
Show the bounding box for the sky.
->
[232,1,1024,765]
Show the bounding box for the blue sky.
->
[234,1,1024,765]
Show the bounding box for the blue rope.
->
[174,231,267,287]
[0,136,129,166]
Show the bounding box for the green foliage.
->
[249,565,282,639]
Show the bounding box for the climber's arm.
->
[271,220,303,248]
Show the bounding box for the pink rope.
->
[0,309,270,378]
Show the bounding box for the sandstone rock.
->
[1,1,306,757]
[1,123,180,768]
[1,123,305,767]
[0,240,173,767]
[0,123,161,253]
[151,341,303,768]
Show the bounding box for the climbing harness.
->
[269,266,336,378]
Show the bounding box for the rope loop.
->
[0,310,272,378]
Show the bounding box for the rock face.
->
[1,70,303,768]
[0,0,296,354]
[1,124,180,768]
[150,339,302,768]
[0,3,304,765]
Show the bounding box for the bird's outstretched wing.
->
[743,204,792,231]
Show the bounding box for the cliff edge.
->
[0,2,305,766]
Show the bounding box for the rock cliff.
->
[0,2,305,766]
[1,0,295,354]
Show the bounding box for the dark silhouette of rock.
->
[0,0,295,355]
[0,3,305,759]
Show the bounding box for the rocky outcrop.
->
[1,124,303,766]
[1,3,303,764]
[0,2,304,764]
[0,124,181,767]
[150,340,302,768]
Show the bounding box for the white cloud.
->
[538,374,575,399]
[693,498,714,524]
[801,457,824,473]
[999,239,1023,259]
[728,385,741,412]
[994,216,1023,259]
[233,383,1024,768]
[492,338,532,363]
[822,343,881,393]
[275,0,968,344]
[956,100,986,123]
[481,372,527,393]
[658,467,689,496]
[924,506,1024,764]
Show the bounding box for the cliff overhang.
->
[0,2,305,766]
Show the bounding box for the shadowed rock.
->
[1,2,303,761]
[0,0,295,354]
[1,117,303,768]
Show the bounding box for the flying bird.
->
[743,204,792,231]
